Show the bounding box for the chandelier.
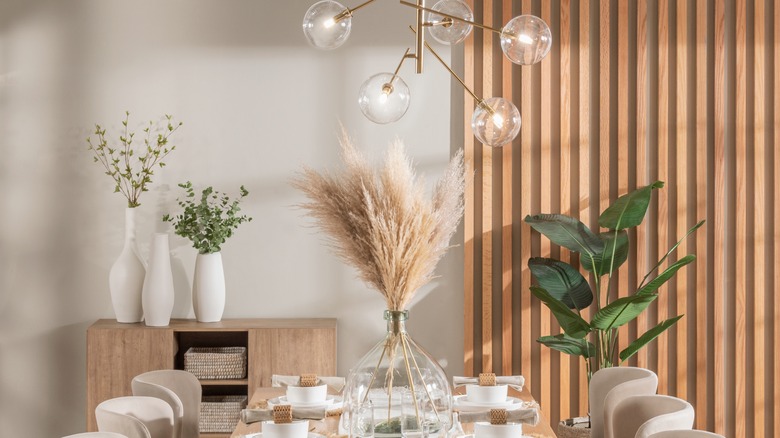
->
[302,0,551,147]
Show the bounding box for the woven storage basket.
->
[199,395,248,433]
[557,417,591,438]
[184,346,247,379]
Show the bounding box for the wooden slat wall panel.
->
[462,0,779,435]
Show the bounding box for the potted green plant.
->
[163,181,252,322]
[86,112,182,323]
[523,181,703,437]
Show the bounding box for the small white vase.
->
[192,252,225,322]
[109,207,146,323]
[142,233,175,326]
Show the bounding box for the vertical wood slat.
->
[694,0,709,430]
[674,0,689,403]
[635,0,650,371]
[539,0,552,416]
[462,1,778,434]
[481,0,494,374]
[500,0,513,378]
[577,0,591,415]
[713,0,727,433]
[735,0,747,435]
[752,1,767,435]
[559,0,572,421]
[656,0,670,395]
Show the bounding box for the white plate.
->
[268,395,343,409]
[243,433,322,438]
[453,395,529,412]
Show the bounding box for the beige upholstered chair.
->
[611,395,695,438]
[132,370,201,438]
[63,433,129,438]
[95,396,175,438]
[589,366,658,438]
[648,430,725,438]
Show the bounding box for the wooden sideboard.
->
[86,318,337,437]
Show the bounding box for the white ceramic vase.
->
[142,233,175,326]
[192,252,225,322]
[109,207,146,323]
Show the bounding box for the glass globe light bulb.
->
[500,15,552,65]
[471,97,521,147]
[358,73,411,124]
[427,0,473,45]
[303,0,352,50]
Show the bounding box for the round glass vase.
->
[343,310,452,438]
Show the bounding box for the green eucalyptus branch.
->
[162,181,252,254]
[86,111,182,208]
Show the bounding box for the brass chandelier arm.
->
[409,26,483,105]
[399,0,503,34]
[334,0,378,22]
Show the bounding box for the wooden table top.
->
[231,387,557,438]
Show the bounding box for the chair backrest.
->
[648,430,725,438]
[96,396,175,438]
[132,369,201,438]
[589,366,658,438]
[62,433,129,438]
[611,395,695,438]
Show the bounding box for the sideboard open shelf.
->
[87,318,337,438]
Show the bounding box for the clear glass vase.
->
[343,310,452,437]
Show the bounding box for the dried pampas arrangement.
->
[293,130,466,312]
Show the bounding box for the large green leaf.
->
[538,333,596,358]
[589,231,630,276]
[524,215,604,270]
[530,286,591,339]
[528,257,593,310]
[636,255,696,296]
[598,181,664,230]
[619,316,683,362]
[591,294,657,331]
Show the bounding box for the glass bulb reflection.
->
[427,0,474,45]
[471,97,521,147]
[500,15,552,65]
[302,0,352,50]
[358,73,411,124]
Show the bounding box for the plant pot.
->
[192,252,225,322]
[109,207,146,323]
[557,417,591,438]
[142,233,175,326]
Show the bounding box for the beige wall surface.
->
[0,1,464,436]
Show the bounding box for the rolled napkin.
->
[452,375,525,391]
[458,407,540,426]
[272,374,346,393]
[241,406,343,424]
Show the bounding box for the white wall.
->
[0,1,464,436]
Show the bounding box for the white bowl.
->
[286,384,328,404]
[465,384,508,404]
[474,422,522,438]
[262,420,309,438]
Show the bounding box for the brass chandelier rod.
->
[334,0,378,22]
[408,26,482,105]
[399,0,503,34]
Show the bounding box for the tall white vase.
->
[109,207,146,323]
[192,252,225,322]
[142,233,175,326]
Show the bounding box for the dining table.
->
[230,386,557,438]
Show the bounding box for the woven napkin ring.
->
[273,405,293,424]
[326,408,344,417]
[300,374,318,387]
[489,408,508,425]
[479,373,497,386]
